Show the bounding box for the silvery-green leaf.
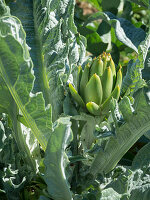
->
[106,166,150,200]
[126,168,150,200]
[21,123,42,172]
[33,0,86,121]
[121,60,146,96]
[44,117,73,200]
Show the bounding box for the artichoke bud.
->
[110,57,116,81]
[101,66,113,103]
[86,102,100,116]
[85,74,103,105]
[77,65,82,93]
[80,63,90,100]
[69,83,85,108]
[115,65,122,89]
[69,52,123,116]
[90,56,103,78]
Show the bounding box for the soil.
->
[76,0,98,15]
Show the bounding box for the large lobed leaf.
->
[0,0,87,152]
[0,12,52,150]
[7,0,86,121]
[33,0,86,121]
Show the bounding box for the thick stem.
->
[71,120,78,156]
[10,102,36,174]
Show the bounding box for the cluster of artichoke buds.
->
[69,52,122,116]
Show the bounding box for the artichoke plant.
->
[69,52,122,116]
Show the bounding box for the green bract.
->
[69,52,122,115]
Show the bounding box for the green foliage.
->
[0,0,150,199]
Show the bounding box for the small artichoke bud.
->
[85,74,103,105]
[110,57,116,82]
[115,65,122,89]
[69,83,85,108]
[90,56,103,78]
[80,63,90,101]
[86,102,100,116]
[101,66,113,103]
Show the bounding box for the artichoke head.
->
[69,52,122,116]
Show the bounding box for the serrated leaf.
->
[33,0,86,121]
[44,117,73,200]
[121,30,150,95]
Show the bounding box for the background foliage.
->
[0,0,150,199]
